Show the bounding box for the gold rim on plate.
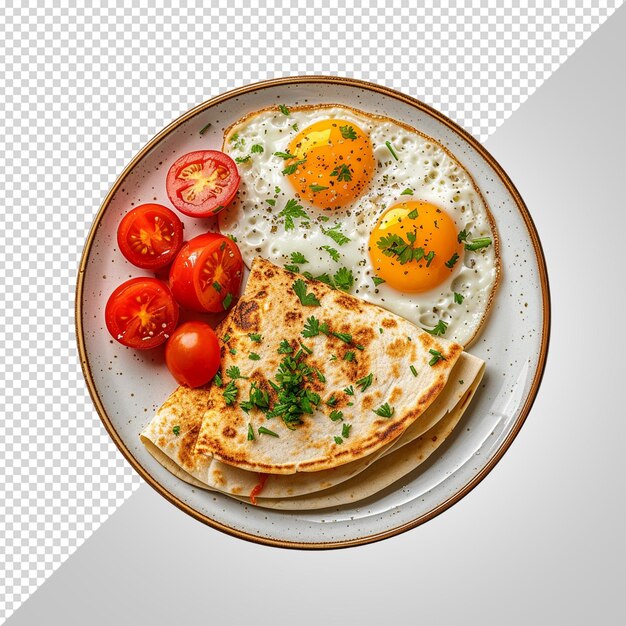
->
[75,75,551,550]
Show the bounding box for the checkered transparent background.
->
[0,0,620,622]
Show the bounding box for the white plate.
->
[76,76,550,548]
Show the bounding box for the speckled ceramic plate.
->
[76,76,550,549]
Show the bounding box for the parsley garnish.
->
[223,380,238,405]
[291,123,299,132]
[298,340,312,355]
[410,365,418,377]
[277,339,293,354]
[316,369,326,383]
[226,234,237,242]
[332,331,352,343]
[312,272,335,287]
[322,224,351,246]
[377,232,425,265]
[334,436,343,445]
[344,385,355,396]
[454,292,464,304]
[223,334,230,343]
[282,159,306,176]
[266,198,276,206]
[213,281,222,292]
[330,163,352,182]
[229,348,237,355]
[248,333,262,342]
[292,279,321,306]
[333,267,354,292]
[309,184,329,192]
[279,198,309,230]
[329,410,344,422]
[342,423,352,438]
[199,122,212,135]
[235,155,251,164]
[226,366,247,380]
[241,382,270,413]
[321,245,340,261]
[284,264,300,273]
[385,140,398,160]
[425,320,448,336]
[172,425,181,436]
[258,426,279,437]
[408,208,419,219]
[372,275,386,286]
[445,253,459,268]
[458,229,468,243]
[250,144,264,153]
[278,104,290,116]
[214,372,223,387]
[356,373,373,392]
[344,351,355,362]
[373,403,394,418]
[274,151,297,159]
[428,349,446,366]
[249,352,261,361]
[464,236,492,251]
[326,396,338,407]
[401,188,414,195]
[424,251,435,267]
[302,315,324,338]
[222,293,233,309]
[247,424,255,441]
[339,125,357,140]
[291,252,308,265]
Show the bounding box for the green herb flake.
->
[329,410,344,422]
[332,331,352,344]
[373,403,395,418]
[401,188,414,196]
[344,385,355,396]
[229,348,237,355]
[277,339,293,354]
[291,123,299,132]
[235,155,251,164]
[172,425,181,436]
[321,245,340,261]
[342,423,352,439]
[199,122,212,135]
[302,315,321,338]
[330,163,352,182]
[424,251,435,267]
[278,104,290,116]
[248,333,262,343]
[445,252,460,268]
[309,184,329,192]
[222,333,231,343]
[292,279,321,306]
[284,264,300,273]
[344,351,356,362]
[372,275,386,286]
[410,365,418,377]
[454,292,464,304]
[222,292,233,309]
[226,234,237,242]
[428,349,446,366]
[266,198,276,206]
[274,151,297,159]
[279,198,309,230]
[385,140,399,161]
[424,320,448,337]
[316,369,326,383]
[212,281,222,292]
[457,229,468,243]
[465,236,493,251]
[213,372,223,387]
[326,396,338,407]
[226,366,247,379]
[333,267,354,292]
[334,436,343,445]
[407,208,419,219]
[322,224,351,246]
[290,251,308,265]
[258,426,279,437]
[250,144,264,154]
[249,352,261,361]
[356,373,373,392]
[223,380,238,405]
[281,159,306,176]
[247,424,255,441]
[339,125,357,140]
[298,340,313,355]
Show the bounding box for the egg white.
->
[219,105,499,346]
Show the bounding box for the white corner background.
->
[1,2,624,625]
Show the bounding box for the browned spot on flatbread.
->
[386,337,410,359]
[211,469,225,486]
[178,423,201,470]
[381,317,397,328]
[389,387,403,404]
[417,332,435,350]
[431,435,438,442]
[361,395,374,411]
[222,426,236,438]
[334,294,364,313]
[233,299,260,331]
[285,310,302,325]
[231,487,242,495]
[391,362,400,378]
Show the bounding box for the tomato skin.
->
[165,321,220,387]
[117,204,183,270]
[169,233,243,313]
[105,278,179,350]
[166,150,240,217]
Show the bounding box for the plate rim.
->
[75,75,551,550]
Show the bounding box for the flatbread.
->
[140,352,484,499]
[194,257,463,474]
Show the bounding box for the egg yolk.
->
[368,201,464,293]
[286,119,375,210]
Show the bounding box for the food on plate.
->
[105,277,178,349]
[166,150,240,217]
[165,321,221,388]
[218,104,500,346]
[169,232,243,313]
[116,203,183,270]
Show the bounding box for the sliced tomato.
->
[166,150,240,217]
[165,321,220,388]
[169,233,243,313]
[117,203,183,270]
[105,278,179,350]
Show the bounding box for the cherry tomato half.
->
[169,233,243,313]
[165,321,220,387]
[166,150,240,217]
[117,204,184,270]
[105,278,179,350]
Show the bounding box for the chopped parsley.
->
[290,251,308,265]
[235,155,251,164]
[321,245,340,261]
[229,348,237,355]
[342,423,352,438]
[344,385,355,396]
[407,208,419,219]
[249,352,261,361]
[278,104,290,116]
[356,373,373,392]
[247,423,255,441]
[329,410,344,422]
[279,198,309,230]
[326,395,338,407]
[454,292,464,304]
[464,236,493,251]
[266,198,276,206]
[291,123,299,132]
[226,366,247,380]
[274,151,297,159]
[248,333,262,343]
[302,315,329,338]
[277,339,293,354]
[330,163,352,182]
[373,403,395,418]
[333,267,354,292]
[222,334,230,343]
[309,184,329,192]
[428,349,446,366]
[172,425,181,436]
[401,188,414,195]
[321,224,351,246]
[457,229,468,243]
[223,380,238,405]
[284,264,300,273]
[199,122,212,135]
[241,382,270,413]
[222,293,233,309]
[292,279,321,306]
[212,281,222,292]
[298,340,313,355]
[424,320,448,336]
[385,140,399,160]
[372,275,386,286]
[214,372,223,387]
[258,426,279,437]
[339,125,357,140]
[316,369,326,383]
[344,351,356,362]
[250,143,264,153]
[282,159,306,176]
[424,251,435,267]
[377,232,425,265]
[332,331,352,343]
[334,436,343,445]
[226,234,237,242]
[410,365,418,377]
[445,253,459,268]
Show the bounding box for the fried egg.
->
[219,105,499,346]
